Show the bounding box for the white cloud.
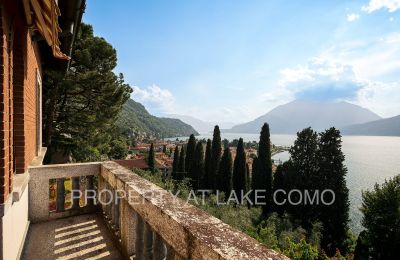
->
[347,13,360,22]
[131,85,176,114]
[356,80,400,117]
[278,58,363,102]
[277,55,400,117]
[362,0,400,13]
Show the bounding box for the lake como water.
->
[177,133,400,233]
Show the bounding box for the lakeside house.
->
[0,1,286,259]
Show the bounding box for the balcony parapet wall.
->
[101,161,288,260]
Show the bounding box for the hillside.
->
[117,99,198,139]
[167,114,235,134]
[226,100,381,134]
[341,115,400,136]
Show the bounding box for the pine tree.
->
[172,146,180,180]
[232,138,247,204]
[192,142,205,190]
[43,24,132,163]
[210,126,222,190]
[203,139,212,189]
[185,134,196,178]
[148,143,155,173]
[318,128,350,255]
[257,123,273,215]
[218,147,233,196]
[178,146,186,179]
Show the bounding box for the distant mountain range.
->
[117,99,198,139]
[225,100,383,134]
[167,114,236,134]
[341,115,400,136]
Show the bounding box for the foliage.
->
[43,23,132,162]
[232,138,248,202]
[256,123,273,215]
[210,126,222,190]
[178,146,186,176]
[318,128,349,254]
[218,147,233,195]
[204,139,212,188]
[117,99,198,140]
[185,134,196,178]
[192,142,205,189]
[107,135,129,160]
[148,143,155,173]
[358,174,400,259]
[172,146,181,180]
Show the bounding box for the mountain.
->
[117,99,198,139]
[167,114,236,134]
[341,115,400,136]
[226,100,382,134]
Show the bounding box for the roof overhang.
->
[23,0,70,60]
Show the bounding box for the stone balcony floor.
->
[22,214,122,260]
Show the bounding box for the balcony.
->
[21,161,288,259]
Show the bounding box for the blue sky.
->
[84,0,400,124]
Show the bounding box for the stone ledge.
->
[101,161,288,260]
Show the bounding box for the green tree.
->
[148,143,155,173]
[185,134,196,178]
[232,138,247,203]
[210,126,222,190]
[287,127,319,227]
[251,156,259,205]
[107,135,128,160]
[192,142,205,190]
[163,145,167,154]
[255,123,273,215]
[359,174,400,259]
[272,164,285,216]
[43,23,131,163]
[218,147,233,196]
[178,146,186,179]
[318,128,350,255]
[203,139,212,189]
[172,146,180,180]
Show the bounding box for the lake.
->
[173,133,400,233]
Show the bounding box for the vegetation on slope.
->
[117,99,198,140]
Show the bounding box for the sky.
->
[84,0,400,124]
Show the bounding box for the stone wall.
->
[101,161,288,260]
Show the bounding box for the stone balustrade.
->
[100,161,288,260]
[28,161,288,259]
[28,162,101,223]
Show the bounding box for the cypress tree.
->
[210,126,222,190]
[318,127,349,255]
[232,138,247,204]
[218,147,233,196]
[178,146,186,179]
[257,123,273,215]
[172,146,180,180]
[203,139,212,189]
[185,134,196,178]
[251,156,259,205]
[192,142,205,190]
[148,143,155,173]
